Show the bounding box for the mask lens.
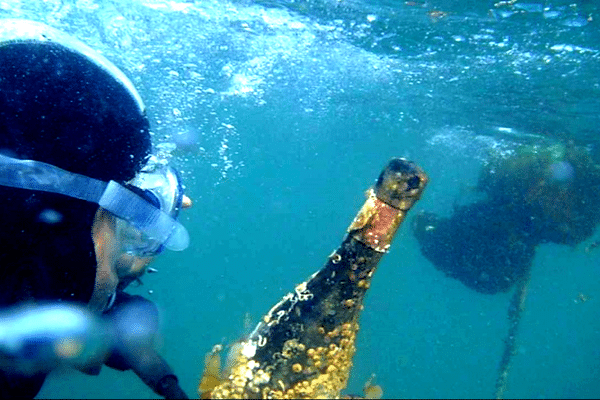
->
[130,165,183,219]
[113,165,185,257]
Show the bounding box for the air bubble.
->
[39,209,63,225]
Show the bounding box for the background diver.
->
[412,141,600,295]
[0,19,189,398]
[412,140,600,397]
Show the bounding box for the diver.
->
[412,141,600,294]
[0,19,189,398]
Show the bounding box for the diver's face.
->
[89,208,120,313]
[88,208,155,312]
[114,253,155,290]
[88,195,192,312]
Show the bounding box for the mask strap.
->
[0,154,189,251]
[98,181,188,251]
[0,154,107,201]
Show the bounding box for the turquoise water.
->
[1,0,599,398]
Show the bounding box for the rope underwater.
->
[494,265,532,399]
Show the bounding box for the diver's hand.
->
[157,375,188,399]
[0,303,111,375]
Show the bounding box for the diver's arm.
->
[124,348,188,399]
[103,326,189,399]
[102,292,188,399]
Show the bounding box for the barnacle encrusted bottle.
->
[202,158,428,399]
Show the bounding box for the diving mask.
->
[0,154,189,255]
[116,160,186,256]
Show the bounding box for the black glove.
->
[157,375,188,399]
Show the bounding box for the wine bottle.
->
[203,158,428,399]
